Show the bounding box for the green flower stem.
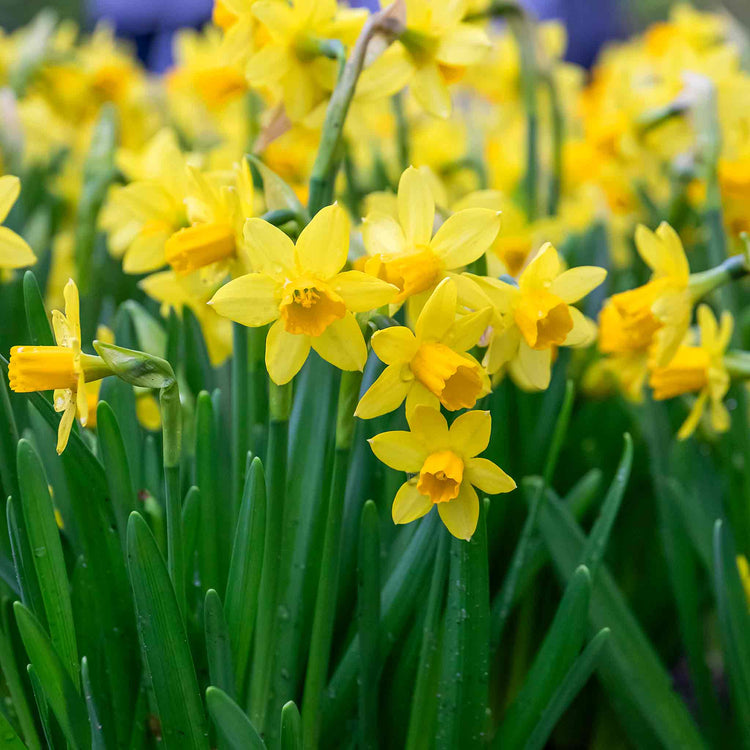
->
[724,352,750,380]
[308,6,404,214]
[249,381,291,729]
[301,369,363,747]
[392,91,410,171]
[79,353,113,383]
[689,253,750,301]
[248,326,268,457]
[542,70,564,216]
[232,323,249,517]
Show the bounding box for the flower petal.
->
[0,226,36,269]
[438,482,479,540]
[677,390,708,440]
[245,43,291,84]
[549,266,607,303]
[244,218,296,277]
[368,430,428,472]
[0,175,21,223]
[411,64,452,119]
[361,211,406,256]
[430,208,501,269]
[398,166,435,246]
[56,403,76,455]
[209,273,280,326]
[371,326,418,365]
[332,270,397,312]
[436,24,491,66]
[514,341,551,390]
[63,279,80,341]
[392,479,433,525]
[465,457,516,494]
[266,318,310,384]
[519,243,560,291]
[295,203,350,279]
[415,277,457,342]
[355,364,411,419]
[252,1,297,40]
[442,307,493,352]
[310,312,367,371]
[407,405,449,450]
[405,381,440,422]
[563,307,598,347]
[449,409,491,457]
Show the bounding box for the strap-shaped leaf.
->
[206,686,266,750]
[205,589,236,699]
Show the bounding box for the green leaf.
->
[182,485,201,595]
[280,701,301,750]
[0,358,20,504]
[182,307,213,397]
[22,270,54,346]
[0,706,25,749]
[81,657,106,750]
[206,686,266,750]
[525,628,611,750]
[123,299,168,358]
[246,154,309,223]
[27,664,55,749]
[712,520,750,745]
[7,496,46,624]
[17,439,79,683]
[126,512,208,749]
[494,565,591,749]
[225,457,266,701]
[13,602,90,750]
[205,589,236,699]
[357,500,380,750]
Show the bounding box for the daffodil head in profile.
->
[355,277,491,420]
[361,166,501,320]
[468,243,606,390]
[369,406,515,540]
[649,304,733,440]
[209,203,398,384]
[0,176,37,271]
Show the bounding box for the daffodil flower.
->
[649,304,732,440]
[0,176,36,270]
[8,280,111,454]
[355,277,491,419]
[209,203,398,384]
[369,406,515,540]
[362,166,501,320]
[468,243,605,390]
[737,555,750,608]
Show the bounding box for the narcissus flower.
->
[209,203,398,384]
[355,277,491,419]
[0,176,36,270]
[369,406,515,540]
[362,166,501,318]
[469,243,605,390]
[8,280,111,453]
[649,305,732,440]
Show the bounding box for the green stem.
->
[725,351,750,379]
[248,326,268,457]
[392,92,410,171]
[232,323,249,518]
[542,70,563,216]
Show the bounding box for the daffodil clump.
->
[1,3,750,750]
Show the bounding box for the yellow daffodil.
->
[0,176,36,269]
[362,166,501,319]
[468,244,605,390]
[649,304,732,440]
[209,203,397,384]
[369,406,515,540]
[738,555,750,608]
[355,277,491,419]
[246,0,367,121]
[8,280,111,453]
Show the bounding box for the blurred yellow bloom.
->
[0,176,36,269]
[738,555,750,608]
[469,243,605,390]
[8,280,110,453]
[649,305,732,440]
[362,166,501,319]
[369,406,515,540]
[355,277,491,419]
[209,204,397,384]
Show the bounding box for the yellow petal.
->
[465,457,516,494]
[361,212,406,256]
[549,266,607,303]
[411,64,451,119]
[519,243,560,292]
[431,208,501,270]
[56,402,76,455]
[442,307,493,352]
[355,364,412,419]
[0,227,36,269]
[371,326,418,365]
[369,430,428,472]
[357,44,415,100]
[282,60,317,122]
[295,203,350,279]
[244,217,296,277]
[245,43,291,84]
[415,277,457,342]
[398,166,435,246]
[76,371,88,427]
[407,405,449,450]
[52,310,74,348]
[122,231,170,274]
[515,341,551,390]
[252,1,296,40]
[655,222,690,281]
[404,381,440,422]
[0,175,21,223]
[438,482,479,540]
[563,307,598,347]
[209,273,280,327]
[332,270,397,312]
[485,326,521,374]
[266,318,310,384]
[63,279,80,341]
[392,480,433,525]
[436,24,491,66]
[677,390,708,440]
[310,312,367,371]
[717,311,733,351]
[709,395,730,434]
[449,409,491,457]
[469,274,519,315]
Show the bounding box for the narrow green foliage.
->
[195,391,220,594]
[205,589,237,699]
[0,372,20,504]
[81,657,105,750]
[206,687,266,750]
[27,664,54,749]
[280,701,301,750]
[22,271,54,347]
[7,495,46,622]
[0,708,25,749]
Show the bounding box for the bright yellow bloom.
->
[369,406,515,540]
[209,203,397,384]
[469,244,605,390]
[362,166,501,319]
[738,555,750,608]
[355,277,491,419]
[246,0,367,121]
[0,176,36,269]
[649,305,732,440]
[8,280,109,454]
